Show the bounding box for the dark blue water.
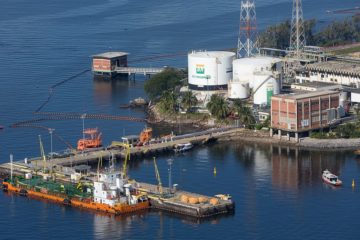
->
[1,0,359,239]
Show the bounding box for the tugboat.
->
[77,128,102,151]
[322,169,342,186]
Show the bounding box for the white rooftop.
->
[189,51,235,58]
[93,52,129,59]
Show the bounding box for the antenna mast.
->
[290,0,306,55]
[237,0,258,58]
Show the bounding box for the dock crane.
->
[38,135,47,173]
[122,144,131,178]
[153,157,163,194]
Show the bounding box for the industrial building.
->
[295,60,360,87]
[270,90,341,141]
[92,52,128,78]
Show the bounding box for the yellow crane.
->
[110,141,131,178]
[38,135,47,173]
[97,153,103,181]
[153,157,163,194]
[122,144,130,178]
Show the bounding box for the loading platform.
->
[0,127,240,218]
[1,127,241,170]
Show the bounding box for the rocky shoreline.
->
[147,105,360,151]
[217,129,360,150]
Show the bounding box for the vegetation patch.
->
[259,15,360,49]
[144,68,187,100]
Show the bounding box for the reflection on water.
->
[271,146,345,190]
[231,142,347,191]
[93,210,149,240]
[93,78,132,106]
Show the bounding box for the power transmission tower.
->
[290,0,306,54]
[237,0,258,58]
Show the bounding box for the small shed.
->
[92,52,128,77]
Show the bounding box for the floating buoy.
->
[352,179,355,188]
[213,167,217,176]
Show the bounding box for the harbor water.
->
[1,0,360,239]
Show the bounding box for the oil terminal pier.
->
[0,127,238,218]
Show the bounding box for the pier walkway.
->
[114,67,165,75]
[0,127,242,174]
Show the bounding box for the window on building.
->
[312,116,320,122]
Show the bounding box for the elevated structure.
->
[92,51,165,80]
[92,52,128,78]
[290,0,306,54]
[237,0,258,58]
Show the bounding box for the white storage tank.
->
[253,72,280,106]
[233,56,282,89]
[188,51,235,91]
[228,80,249,99]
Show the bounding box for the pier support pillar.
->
[295,132,299,142]
[270,128,273,137]
[278,130,281,140]
[286,132,290,141]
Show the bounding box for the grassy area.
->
[331,45,360,56]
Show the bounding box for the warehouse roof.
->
[273,90,339,100]
[306,60,360,76]
[93,52,129,59]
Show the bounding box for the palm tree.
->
[233,100,255,128]
[239,106,256,128]
[206,95,229,119]
[158,90,177,113]
[181,91,198,112]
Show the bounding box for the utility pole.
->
[10,154,13,182]
[81,113,86,154]
[48,128,55,160]
[167,158,173,193]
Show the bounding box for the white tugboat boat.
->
[322,169,342,186]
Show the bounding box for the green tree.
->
[158,90,178,113]
[258,20,291,49]
[144,68,185,100]
[206,95,229,119]
[233,100,255,128]
[181,91,198,111]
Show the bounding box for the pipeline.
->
[33,112,146,122]
[34,69,90,113]
[10,113,145,129]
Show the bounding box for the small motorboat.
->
[0,125,4,130]
[322,169,342,186]
[354,149,360,155]
[174,143,193,153]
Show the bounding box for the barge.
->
[2,171,149,215]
